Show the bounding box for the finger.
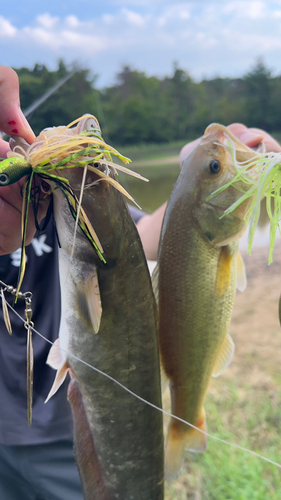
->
[0,66,35,143]
[0,139,11,158]
[227,123,264,147]
[227,123,248,137]
[248,127,281,152]
[238,131,264,149]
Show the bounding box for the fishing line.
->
[4,298,281,471]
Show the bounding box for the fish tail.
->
[165,409,207,481]
[165,424,186,481]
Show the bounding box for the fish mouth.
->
[206,201,247,220]
[205,202,227,216]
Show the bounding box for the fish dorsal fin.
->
[236,251,247,292]
[215,246,233,296]
[212,333,235,378]
[76,267,102,334]
[45,339,69,403]
[151,262,159,304]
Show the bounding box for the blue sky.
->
[2,1,281,87]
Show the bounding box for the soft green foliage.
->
[14,57,281,147]
[166,382,281,500]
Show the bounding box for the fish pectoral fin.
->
[165,409,207,481]
[45,361,70,403]
[151,262,159,304]
[160,360,169,394]
[236,251,247,292]
[46,338,63,370]
[76,267,102,334]
[212,333,235,378]
[46,340,69,402]
[215,246,233,296]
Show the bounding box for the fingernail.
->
[0,197,5,209]
[18,108,35,142]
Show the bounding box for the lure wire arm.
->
[0,279,34,425]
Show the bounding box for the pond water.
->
[119,164,180,214]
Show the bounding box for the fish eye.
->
[0,173,9,185]
[209,159,221,175]
[84,118,99,132]
[78,117,101,137]
[86,119,96,130]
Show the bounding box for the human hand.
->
[179,122,281,166]
[0,66,35,156]
[0,66,47,256]
[226,123,281,153]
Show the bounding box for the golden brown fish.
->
[155,123,259,480]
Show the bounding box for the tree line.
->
[15,58,281,147]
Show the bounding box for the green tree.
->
[15,60,99,135]
[243,57,272,129]
[102,66,173,144]
[11,58,281,146]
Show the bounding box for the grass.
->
[165,378,281,500]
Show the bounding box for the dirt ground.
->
[227,235,281,385]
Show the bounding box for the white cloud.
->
[0,16,17,37]
[1,2,281,88]
[157,5,190,26]
[65,15,80,28]
[272,10,281,19]
[195,32,218,48]
[59,30,106,51]
[37,13,59,29]
[223,1,266,19]
[102,14,114,24]
[179,10,190,20]
[122,9,146,27]
[22,27,58,49]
